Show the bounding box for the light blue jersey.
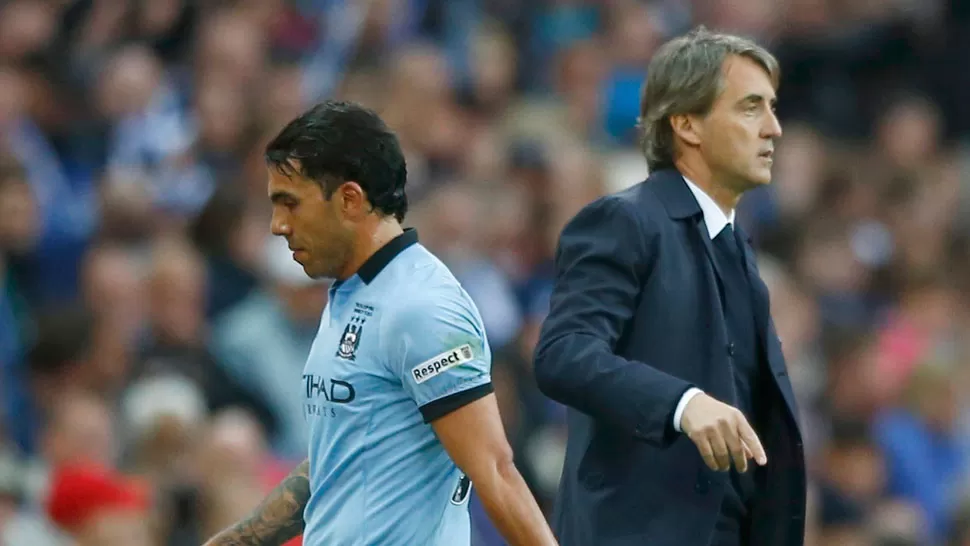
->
[301,229,493,546]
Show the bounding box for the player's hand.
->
[680,393,767,473]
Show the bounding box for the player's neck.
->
[675,158,740,216]
[344,218,405,279]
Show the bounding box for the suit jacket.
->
[533,169,806,546]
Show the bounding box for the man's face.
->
[696,55,782,191]
[268,163,353,279]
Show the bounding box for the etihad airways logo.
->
[411,344,474,384]
[303,374,356,403]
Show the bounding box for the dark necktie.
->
[714,223,742,262]
[711,222,761,524]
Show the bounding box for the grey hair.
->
[637,26,780,172]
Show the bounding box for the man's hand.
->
[202,459,310,546]
[680,393,767,473]
[432,393,558,546]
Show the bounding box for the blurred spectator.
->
[196,409,302,546]
[120,373,207,544]
[78,243,144,394]
[189,184,262,318]
[875,360,969,541]
[209,235,328,460]
[45,463,154,546]
[6,304,95,455]
[132,235,277,436]
[820,420,887,506]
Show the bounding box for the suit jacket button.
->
[727,343,736,356]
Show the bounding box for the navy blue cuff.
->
[420,383,494,423]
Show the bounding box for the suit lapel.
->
[648,170,729,292]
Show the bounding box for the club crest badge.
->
[336,318,364,361]
[335,304,374,362]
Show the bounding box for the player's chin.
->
[304,262,337,280]
[299,260,323,278]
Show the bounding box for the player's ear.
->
[669,113,702,147]
[337,181,367,217]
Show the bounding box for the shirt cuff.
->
[419,382,493,423]
[673,388,704,433]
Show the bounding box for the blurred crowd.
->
[0,0,969,545]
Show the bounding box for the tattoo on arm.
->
[204,459,311,546]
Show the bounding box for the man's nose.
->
[763,111,782,138]
[271,217,291,236]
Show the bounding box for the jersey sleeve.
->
[383,292,493,423]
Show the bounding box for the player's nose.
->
[270,209,291,236]
[271,218,292,237]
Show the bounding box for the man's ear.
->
[670,113,703,147]
[337,181,367,217]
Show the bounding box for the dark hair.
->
[265,100,409,222]
[26,304,93,378]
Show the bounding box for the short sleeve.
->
[383,292,493,423]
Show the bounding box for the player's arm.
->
[386,292,557,546]
[201,459,309,546]
[432,394,558,546]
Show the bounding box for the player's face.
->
[697,55,782,191]
[268,163,354,279]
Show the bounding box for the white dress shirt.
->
[672,177,736,433]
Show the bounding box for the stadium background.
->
[1,0,970,545]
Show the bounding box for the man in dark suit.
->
[533,27,806,546]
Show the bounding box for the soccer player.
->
[202,101,557,546]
